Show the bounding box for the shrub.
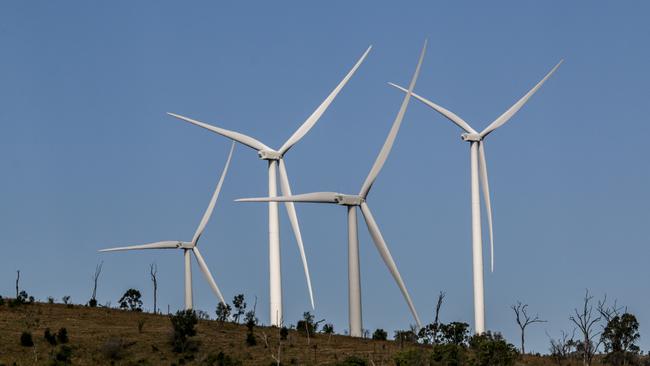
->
[44,328,57,345]
[196,310,211,320]
[296,311,317,336]
[468,331,518,366]
[245,332,257,346]
[216,302,231,322]
[20,331,34,347]
[101,337,129,360]
[372,328,388,341]
[200,351,243,366]
[394,348,429,366]
[88,298,98,307]
[170,309,198,353]
[56,328,69,344]
[51,345,73,365]
[245,311,257,346]
[62,295,71,305]
[118,289,143,311]
[431,343,467,366]
[47,296,55,304]
[335,355,367,366]
[0,295,4,306]
[280,326,289,340]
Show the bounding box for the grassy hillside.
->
[0,301,614,365]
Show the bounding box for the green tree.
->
[170,309,199,353]
[232,294,246,323]
[372,328,388,340]
[216,302,232,322]
[468,331,518,366]
[601,313,640,365]
[118,288,143,311]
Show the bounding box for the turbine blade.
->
[167,112,271,151]
[388,83,477,134]
[359,202,422,328]
[278,159,315,309]
[99,241,182,252]
[236,191,339,203]
[478,142,494,272]
[192,247,226,305]
[480,60,563,138]
[191,142,235,245]
[359,40,427,198]
[279,46,372,155]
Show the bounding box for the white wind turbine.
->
[237,41,428,337]
[99,142,235,310]
[390,60,563,334]
[167,47,371,325]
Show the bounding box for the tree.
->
[150,263,158,314]
[372,328,388,340]
[601,313,640,365]
[89,261,103,307]
[216,302,232,322]
[232,294,246,323]
[118,289,143,311]
[570,290,602,366]
[511,301,545,354]
[439,322,470,346]
[15,270,20,298]
[469,331,518,366]
[418,291,446,344]
[548,330,575,366]
[170,309,198,353]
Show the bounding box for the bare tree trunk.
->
[512,301,546,355]
[150,263,158,314]
[16,270,20,298]
[91,261,103,301]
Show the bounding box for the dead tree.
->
[570,289,602,366]
[90,261,103,305]
[433,291,446,327]
[512,301,546,354]
[15,270,20,298]
[150,263,158,314]
[548,330,575,366]
[597,295,623,324]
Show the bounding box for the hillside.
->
[0,301,606,365]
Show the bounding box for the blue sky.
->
[1,1,649,353]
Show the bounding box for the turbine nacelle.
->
[258,150,282,160]
[461,133,482,142]
[334,194,364,206]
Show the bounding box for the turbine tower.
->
[237,41,427,337]
[99,142,235,310]
[390,60,562,334]
[167,47,371,325]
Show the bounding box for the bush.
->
[20,331,34,347]
[431,343,467,366]
[170,309,198,353]
[51,345,73,365]
[44,328,57,345]
[280,326,289,340]
[372,328,388,341]
[62,295,71,305]
[334,356,367,366]
[468,331,518,366]
[88,298,98,307]
[245,332,257,346]
[296,311,317,336]
[57,327,69,344]
[394,348,429,366]
[200,351,243,366]
[101,337,129,360]
[216,302,232,322]
[118,289,143,311]
[0,295,4,306]
[47,296,55,304]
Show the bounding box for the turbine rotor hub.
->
[257,150,282,160]
[461,133,482,142]
[334,194,364,206]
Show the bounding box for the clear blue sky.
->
[1,1,649,353]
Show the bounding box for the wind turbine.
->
[237,41,428,337]
[99,142,235,310]
[389,60,563,334]
[167,46,371,326]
